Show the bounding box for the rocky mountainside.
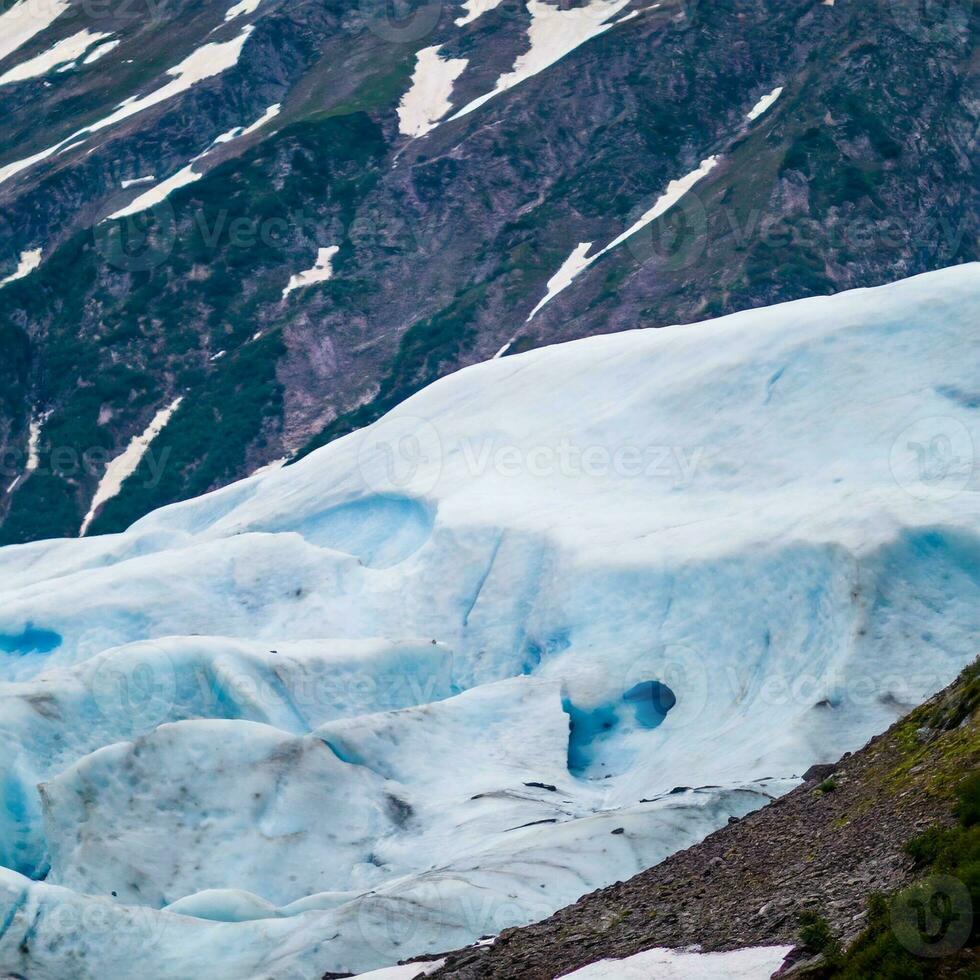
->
[0,0,976,543]
[420,660,980,979]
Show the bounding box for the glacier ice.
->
[0,265,978,977]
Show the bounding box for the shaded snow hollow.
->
[0,267,977,978]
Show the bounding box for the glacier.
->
[0,265,978,977]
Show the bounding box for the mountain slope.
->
[426,660,980,979]
[0,0,976,542]
[0,266,977,978]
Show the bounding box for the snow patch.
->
[527,241,594,321]
[109,165,202,219]
[354,961,447,980]
[559,945,795,978]
[598,155,719,255]
[5,415,45,495]
[241,102,281,135]
[79,397,183,536]
[612,8,642,23]
[0,29,112,85]
[525,155,718,318]
[0,26,254,187]
[452,0,630,119]
[225,0,262,20]
[108,103,279,220]
[746,85,783,122]
[455,0,504,26]
[283,245,340,298]
[121,175,156,188]
[398,46,469,138]
[82,37,121,64]
[0,248,42,288]
[0,0,71,65]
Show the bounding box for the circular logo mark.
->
[93,193,177,273]
[891,874,973,957]
[88,645,178,728]
[619,643,711,733]
[624,189,710,273]
[357,415,443,496]
[889,416,974,501]
[359,0,443,43]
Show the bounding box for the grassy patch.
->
[822,699,979,980]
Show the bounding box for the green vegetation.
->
[89,332,286,535]
[817,682,980,980]
[0,109,387,540]
[818,778,838,795]
[799,909,843,965]
[295,283,486,459]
